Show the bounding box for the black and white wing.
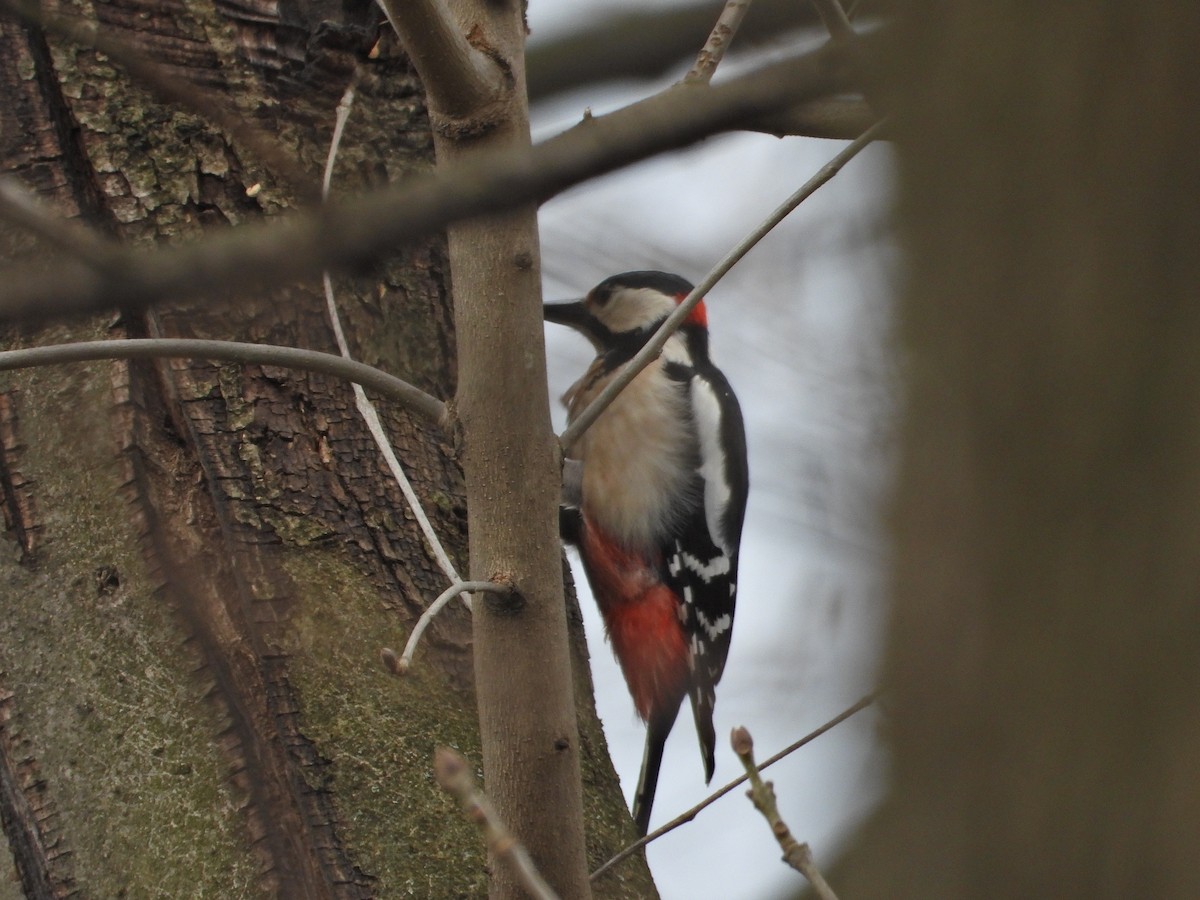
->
[665,364,748,780]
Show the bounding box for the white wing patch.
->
[695,610,732,641]
[690,377,732,552]
[679,550,729,581]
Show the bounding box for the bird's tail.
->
[689,685,717,784]
[632,704,681,836]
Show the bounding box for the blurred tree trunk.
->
[0,1,651,896]
[841,3,1200,898]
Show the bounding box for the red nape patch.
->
[580,523,690,722]
[675,292,708,328]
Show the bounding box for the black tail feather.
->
[632,704,681,836]
[690,689,717,784]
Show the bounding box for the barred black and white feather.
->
[667,362,747,780]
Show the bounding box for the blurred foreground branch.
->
[528,0,826,99]
[0,40,857,325]
[433,748,560,900]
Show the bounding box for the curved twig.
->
[384,580,512,674]
[0,339,446,425]
[318,83,467,595]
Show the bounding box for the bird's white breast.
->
[567,351,697,548]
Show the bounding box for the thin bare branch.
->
[0,178,119,271]
[346,369,468,583]
[0,0,318,199]
[590,691,878,881]
[527,0,868,139]
[0,40,856,326]
[526,0,822,101]
[433,748,561,900]
[322,81,359,202]
[375,0,502,119]
[384,580,511,674]
[559,118,885,453]
[733,727,839,900]
[810,0,856,43]
[318,82,466,595]
[683,0,754,85]
[0,339,445,425]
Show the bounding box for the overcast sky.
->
[528,3,896,897]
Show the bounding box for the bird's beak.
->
[542,299,590,330]
[545,299,608,351]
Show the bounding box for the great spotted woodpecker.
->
[545,271,748,836]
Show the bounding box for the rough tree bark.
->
[0,0,650,897]
[837,3,1200,898]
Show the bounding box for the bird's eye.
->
[589,287,613,308]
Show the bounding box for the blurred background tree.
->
[837,3,1200,897]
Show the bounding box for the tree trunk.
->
[414,0,592,893]
[0,1,651,896]
[839,3,1200,897]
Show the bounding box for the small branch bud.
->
[433,746,469,787]
[735,725,841,900]
[731,725,753,757]
[591,692,878,883]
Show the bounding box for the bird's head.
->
[544,271,707,352]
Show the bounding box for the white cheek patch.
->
[600,288,678,333]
